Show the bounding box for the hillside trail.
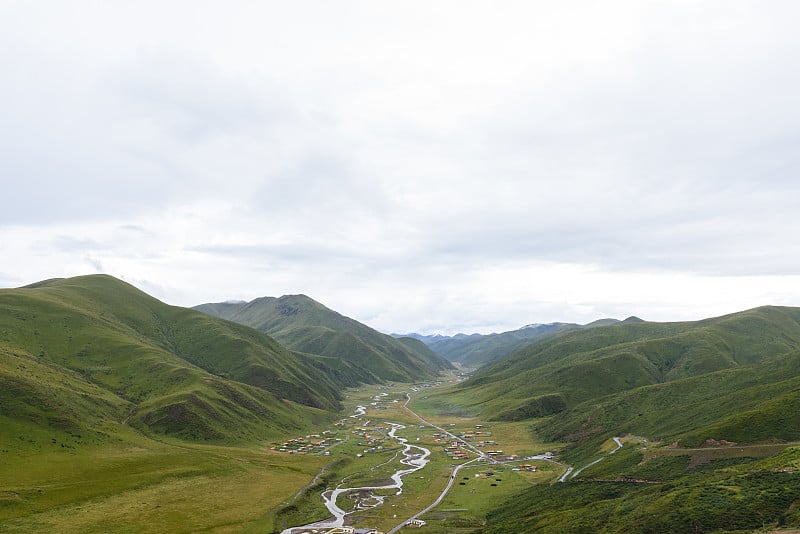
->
[563,437,623,481]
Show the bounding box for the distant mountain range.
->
[395,318,620,367]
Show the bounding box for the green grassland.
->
[440,307,800,466]
[418,306,800,534]
[0,423,328,533]
[358,378,800,534]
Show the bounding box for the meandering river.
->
[281,418,431,534]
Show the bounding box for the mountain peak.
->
[622,315,645,323]
[195,293,453,380]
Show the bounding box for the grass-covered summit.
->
[195,294,453,382]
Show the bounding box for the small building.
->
[405,519,426,528]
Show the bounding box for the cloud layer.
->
[3,1,800,334]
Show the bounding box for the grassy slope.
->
[481,439,800,533]
[482,452,800,534]
[536,348,800,463]
[0,420,328,533]
[195,294,453,382]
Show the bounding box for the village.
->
[271,415,394,458]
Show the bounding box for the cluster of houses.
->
[459,428,493,440]
[430,432,450,443]
[409,381,442,392]
[352,421,387,456]
[512,463,538,472]
[485,449,518,462]
[443,440,469,460]
[273,430,340,454]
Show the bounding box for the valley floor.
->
[273,375,567,533]
[0,423,329,533]
[2,372,556,534]
[6,373,800,533]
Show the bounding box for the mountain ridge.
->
[194,294,453,382]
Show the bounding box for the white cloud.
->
[3,1,800,333]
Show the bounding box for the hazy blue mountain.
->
[395,319,620,368]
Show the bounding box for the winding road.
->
[387,456,480,534]
[566,436,624,480]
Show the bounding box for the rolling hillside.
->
[0,275,343,445]
[194,295,453,382]
[439,306,800,533]
[452,306,800,448]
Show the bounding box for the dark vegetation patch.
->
[495,394,566,422]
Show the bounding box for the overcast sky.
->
[3,1,800,334]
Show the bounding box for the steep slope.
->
[195,295,453,382]
[393,335,446,363]
[0,275,341,444]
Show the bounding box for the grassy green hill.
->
[0,275,343,445]
[454,306,800,425]
[194,295,453,382]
